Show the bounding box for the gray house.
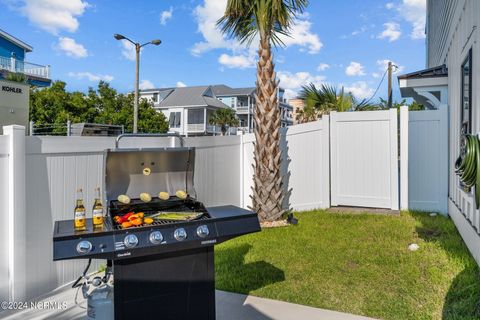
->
[140,86,229,136]
[141,84,294,135]
[212,85,294,133]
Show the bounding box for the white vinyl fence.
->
[330,110,399,209]
[0,135,9,303]
[400,105,448,214]
[242,119,330,211]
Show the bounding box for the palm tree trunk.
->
[251,37,284,221]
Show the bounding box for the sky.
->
[0,0,426,102]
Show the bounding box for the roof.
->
[153,86,229,108]
[0,29,33,52]
[397,64,448,80]
[212,85,255,96]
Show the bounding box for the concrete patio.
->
[0,286,376,320]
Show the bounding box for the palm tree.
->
[209,108,240,135]
[218,0,308,221]
[299,83,354,115]
[295,103,318,123]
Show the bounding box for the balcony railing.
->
[187,123,205,132]
[0,56,50,79]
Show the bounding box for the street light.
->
[114,34,161,133]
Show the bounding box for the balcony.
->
[0,56,50,79]
[236,106,250,114]
[187,123,205,132]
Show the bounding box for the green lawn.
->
[215,210,480,320]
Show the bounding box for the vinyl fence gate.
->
[329,109,399,210]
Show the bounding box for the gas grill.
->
[52,134,260,320]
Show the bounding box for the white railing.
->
[236,106,250,114]
[187,123,205,132]
[0,56,50,79]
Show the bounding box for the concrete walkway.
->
[0,287,376,320]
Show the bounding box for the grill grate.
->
[109,196,210,231]
[112,214,210,230]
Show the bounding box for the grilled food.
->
[150,211,202,221]
[175,190,187,200]
[140,192,152,203]
[117,194,131,204]
[158,192,170,201]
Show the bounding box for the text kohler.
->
[2,86,22,94]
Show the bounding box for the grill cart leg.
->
[113,247,215,320]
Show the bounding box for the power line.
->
[362,68,388,105]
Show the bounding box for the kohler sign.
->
[2,85,23,94]
[0,79,29,135]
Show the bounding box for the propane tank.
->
[82,274,114,320]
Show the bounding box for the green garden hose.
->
[455,134,480,209]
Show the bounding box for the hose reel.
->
[455,134,480,209]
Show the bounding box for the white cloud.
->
[277,18,323,54]
[398,0,426,39]
[191,0,322,56]
[277,71,326,92]
[377,59,405,74]
[378,22,401,42]
[139,80,155,90]
[317,63,330,71]
[57,37,88,58]
[176,81,187,87]
[160,7,173,26]
[120,41,137,61]
[345,81,374,100]
[20,0,89,34]
[386,2,395,9]
[345,62,366,76]
[68,72,114,82]
[218,53,255,69]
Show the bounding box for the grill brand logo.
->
[2,86,22,94]
[201,239,217,245]
[117,252,131,258]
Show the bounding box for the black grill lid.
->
[104,148,196,202]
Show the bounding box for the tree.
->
[209,108,239,135]
[29,80,168,134]
[218,0,308,221]
[299,83,355,116]
[295,103,318,123]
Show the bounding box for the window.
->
[152,93,159,102]
[169,112,181,128]
[188,109,204,124]
[461,49,472,140]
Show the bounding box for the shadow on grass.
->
[413,212,480,319]
[215,244,285,294]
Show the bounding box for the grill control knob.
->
[124,234,139,248]
[174,228,187,241]
[76,241,93,254]
[196,225,210,238]
[149,231,163,244]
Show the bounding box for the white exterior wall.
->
[0,136,9,302]
[428,0,480,264]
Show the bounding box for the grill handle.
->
[115,133,185,149]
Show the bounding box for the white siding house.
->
[140,86,229,136]
[400,0,480,264]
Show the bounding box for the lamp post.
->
[114,34,161,133]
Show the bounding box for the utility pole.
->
[387,61,393,109]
